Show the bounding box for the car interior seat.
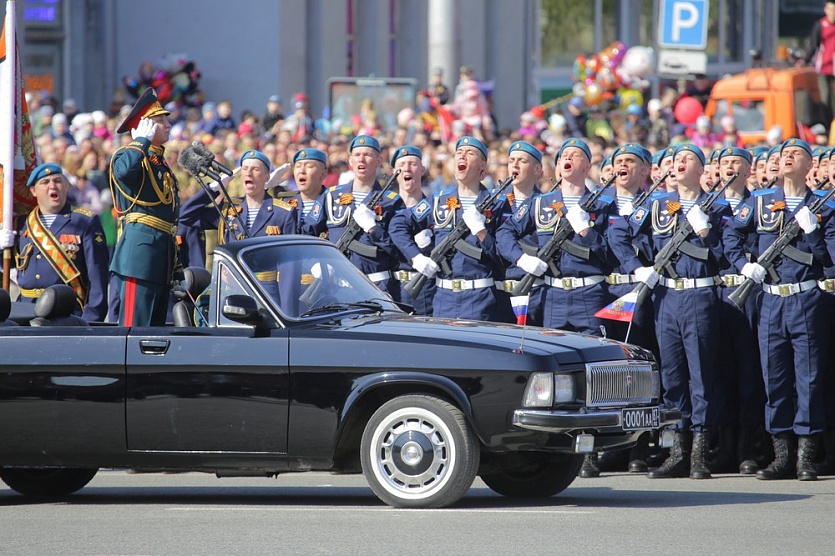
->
[172,266,212,327]
[29,284,88,326]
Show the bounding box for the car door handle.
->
[139,339,170,355]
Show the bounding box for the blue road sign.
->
[659,0,709,50]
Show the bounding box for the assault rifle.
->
[632,172,668,209]
[631,172,739,305]
[403,174,516,297]
[334,169,401,258]
[728,177,833,309]
[510,174,616,297]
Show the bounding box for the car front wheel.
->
[0,467,98,497]
[361,395,479,508]
[480,453,583,498]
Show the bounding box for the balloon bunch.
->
[571,42,656,108]
[122,53,204,108]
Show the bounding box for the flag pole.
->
[1,1,17,291]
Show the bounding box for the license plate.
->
[621,407,660,431]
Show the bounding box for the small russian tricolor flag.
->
[511,295,530,326]
[594,291,637,322]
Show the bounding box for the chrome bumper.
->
[512,405,681,434]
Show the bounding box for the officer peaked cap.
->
[116,88,170,134]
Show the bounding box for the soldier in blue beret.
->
[724,137,835,481]
[304,135,405,297]
[6,163,109,321]
[814,147,831,189]
[289,148,328,229]
[599,153,614,184]
[614,142,733,480]
[764,145,784,189]
[388,145,437,315]
[110,88,178,326]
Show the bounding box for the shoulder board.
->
[713,198,729,207]
[596,194,614,205]
[752,187,777,197]
[495,193,507,202]
[813,189,831,198]
[653,191,675,201]
[385,191,400,201]
[648,190,667,201]
[439,187,456,197]
[412,199,431,218]
[327,185,341,193]
[272,198,294,211]
[71,206,93,217]
[274,189,297,199]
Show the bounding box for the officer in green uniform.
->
[109,88,178,326]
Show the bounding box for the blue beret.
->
[350,134,381,152]
[26,163,64,187]
[708,149,722,163]
[747,146,766,163]
[718,146,752,164]
[455,136,488,159]
[828,148,835,160]
[555,138,591,164]
[390,145,423,167]
[780,138,812,158]
[673,144,706,166]
[600,154,613,169]
[613,143,649,164]
[818,147,831,163]
[240,149,271,170]
[507,141,542,163]
[766,145,782,161]
[293,148,328,166]
[812,146,826,160]
[651,148,670,166]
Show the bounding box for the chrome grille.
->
[586,361,657,407]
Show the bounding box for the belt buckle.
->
[452,279,462,292]
[674,278,685,290]
[777,284,793,297]
[395,270,409,281]
[562,278,575,290]
[606,274,616,285]
[824,279,835,292]
[722,276,732,287]
[502,281,513,293]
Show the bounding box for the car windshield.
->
[239,242,402,319]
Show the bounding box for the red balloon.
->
[674,96,704,125]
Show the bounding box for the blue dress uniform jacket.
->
[303,181,404,296]
[619,190,732,433]
[496,189,616,334]
[179,188,299,244]
[110,137,179,326]
[388,197,437,316]
[724,187,835,436]
[15,204,110,321]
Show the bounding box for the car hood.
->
[307,313,652,370]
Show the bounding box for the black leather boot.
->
[706,425,736,474]
[628,433,649,473]
[756,432,796,480]
[579,452,600,478]
[797,436,819,481]
[690,432,713,479]
[814,428,835,476]
[737,426,759,475]
[647,431,691,479]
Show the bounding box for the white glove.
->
[794,206,819,234]
[131,118,158,140]
[686,205,710,233]
[208,166,240,192]
[414,229,433,249]
[741,262,766,284]
[310,262,335,280]
[634,266,660,288]
[516,253,548,276]
[619,202,635,217]
[462,206,486,235]
[566,204,591,234]
[265,162,291,190]
[412,253,440,278]
[352,203,377,232]
[0,228,16,250]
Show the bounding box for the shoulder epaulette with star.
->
[272,198,294,211]
[385,191,400,201]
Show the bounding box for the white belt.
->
[659,276,720,290]
[435,277,495,291]
[367,270,392,283]
[763,280,818,297]
[494,279,543,293]
[393,270,418,282]
[543,275,605,290]
[721,274,745,287]
[606,273,635,285]
[819,279,835,293]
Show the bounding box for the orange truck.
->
[704,66,828,146]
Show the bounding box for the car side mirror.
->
[221,294,261,325]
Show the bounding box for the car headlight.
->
[554,374,575,403]
[523,372,553,407]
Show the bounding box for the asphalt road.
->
[0,470,831,555]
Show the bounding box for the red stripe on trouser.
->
[123,277,137,326]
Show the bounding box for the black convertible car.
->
[0,236,678,508]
